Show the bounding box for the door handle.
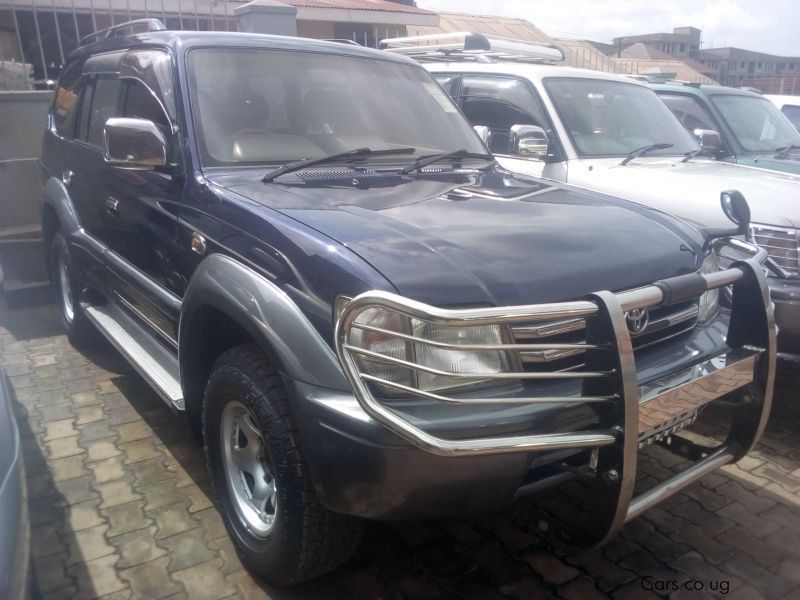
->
[61,170,74,186]
[105,196,119,217]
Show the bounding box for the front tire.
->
[203,344,363,585]
[49,233,95,347]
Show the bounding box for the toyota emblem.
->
[625,308,649,335]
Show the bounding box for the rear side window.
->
[782,105,800,131]
[86,75,122,148]
[122,79,170,128]
[459,76,551,156]
[658,93,717,133]
[52,60,85,137]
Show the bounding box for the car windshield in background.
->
[186,48,486,168]
[710,94,800,152]
[544,78,698,158]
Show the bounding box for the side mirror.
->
[720,189,751,235]
[473,125,492,150]
[693,128,722,153]
[509,124,549,158]
[104,117,168,169]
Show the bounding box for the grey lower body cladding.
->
[326,254,774,544]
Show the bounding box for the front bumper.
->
[768,277,800,356]
[314,256,774,544]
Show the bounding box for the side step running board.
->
[83,303,184,410]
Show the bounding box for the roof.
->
[647,81,762,97]
[555,38,625,73]
[422,59,647,86]
[278,0,435,14]
[614,58,716,84]
[405,11,552,45]
[71,30,416,65]
[618,42,674,61]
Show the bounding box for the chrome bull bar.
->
[335,254,775,542]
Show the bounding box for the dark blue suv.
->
[39,20,776,584]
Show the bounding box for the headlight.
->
[341,300,513,396]
[749,224,800,279]
[698,250,720,323]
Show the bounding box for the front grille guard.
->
[335,253,775,543]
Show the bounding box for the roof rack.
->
[380,32,564,64]
[79,18,166,46]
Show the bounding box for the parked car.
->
[648,82,800,175]
[0,369,29,600]
[765,94,800,132]
[392,33,800,358]
[40,21,775,584]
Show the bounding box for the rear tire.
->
[49,233,96,347]
[202,344,363,585]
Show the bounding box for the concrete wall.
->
[0,90,50,231]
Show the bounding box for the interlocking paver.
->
[63,498,106,533]
[171,559,238,599]
[150,502,199,540]
[102,500,151,538]
[111,526,167,569]
[7,297,800,600]
[158,528,216,571]
[97,479,143,509]
[119,555,184,599]
[66,523,117,565]
[49,454,89,482]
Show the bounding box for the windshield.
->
[544,78,698,157]
[186,48,485,167]
[710,94,800,152]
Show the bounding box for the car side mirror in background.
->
[509,124,549,159]
[721,189,751,235]
[693,128,722,153]
[104,117,168,169]
[473,125,492,150]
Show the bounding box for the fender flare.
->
[178,253,349,394]
[41,177,82,234]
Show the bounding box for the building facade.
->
[0,0,436,87]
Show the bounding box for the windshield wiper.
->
[681,148,709,163]
[775,144,800,159]
[620,143,673,166]
[262,147,416,182]
[400,148,492,175]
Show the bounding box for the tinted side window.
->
[459,76,550,156]
[658,93,717,132]
[52,60,85,137]
[75,77,95,142]
[781,105,800,131]
[87,76,122,148]
[433,75,459,97]
[122,79,169,128]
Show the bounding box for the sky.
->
[417,0,800,56]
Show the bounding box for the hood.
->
[565,157,800,230]
[734,153,800,177]
[210,167,704,307]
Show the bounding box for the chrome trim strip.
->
[350,322,600,351]
[359,373,617,404]
[512,318,585,338]
[345,344,614,380]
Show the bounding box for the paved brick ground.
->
[3,291,800,600]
